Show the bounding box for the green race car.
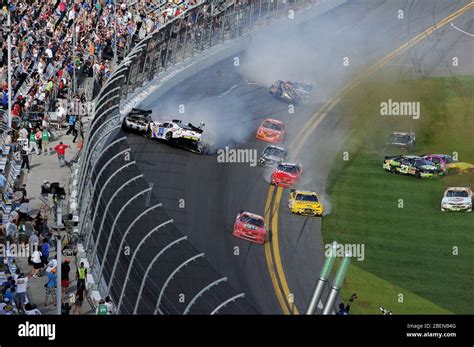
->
[383,155,443,178]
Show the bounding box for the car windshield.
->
[129,115,147,122]
[263,121,282,131]
[414,159,431,166]
[240,215,264,227]
[446,191,468,198]
[389,134,410,143]
[444,156,455,164]
[277,164,298,173]
[295,194,318,202]
[264,147,285,157]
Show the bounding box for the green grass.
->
[322,76,474,314]
[340,265,451,314]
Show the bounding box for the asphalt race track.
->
[123,0,474,314]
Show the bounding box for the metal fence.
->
[74,0,323,314]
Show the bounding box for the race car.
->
[258,145,288,167]
[122,108,152,133]
[423,154,474,174]
[271,162,303,187]
[383,155,443,178]
[232,211,267,244]
[288,189,324,216]
[441,187,472,212]
[269,80,312,103]
[147,119,204,143]
[383,132,416,152]
[256,118,285,143]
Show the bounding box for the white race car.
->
[148,119,204,143]
[122,108,152,133]
[441,187,472,212]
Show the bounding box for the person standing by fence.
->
[42,128,50,155]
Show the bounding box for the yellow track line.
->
[263,1,474,314]
[271,186,300,314]
[263,185,290,314]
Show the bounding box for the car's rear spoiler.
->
[130,108,152,115]
[188,123,204,133]
[384,155,401,160]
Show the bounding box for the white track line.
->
[450,22,474,37]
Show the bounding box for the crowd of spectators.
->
[0,0,203,316]
[0,0,201,130]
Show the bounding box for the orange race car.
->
[256,118,285,143]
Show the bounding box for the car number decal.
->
[158,127,165,137]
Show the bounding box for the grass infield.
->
[322,76,474,314]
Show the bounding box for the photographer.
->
[336,293,357,315]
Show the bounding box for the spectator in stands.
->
[20,144,30,172]
[5,220,17,243]
[0,169,6,192]
[43,267,57,306]
[14,272,28,312]
[72,286,85,315]
[1,298,15,315]
[13,175,22,192]
[28,129,40,155]
[1,276,14,294]
[29,246,43,279]
[96,298,108,315]
[61,302,71,315]
[54,141,70,167]
[4,281,16,302]
[72,119,81,143]
[41,128,50,155]
[56,104,67,130]
[46,256,58,274]
[61,258,71,302]
[0,295,7,312]
[76,262,87,290]
[18,198,32,224]
[5,131,15,154]
[40,238,50,266]
[28,232,39,253]
[24,303,42,315]
[66,114,76,135]
[105,296,116,315]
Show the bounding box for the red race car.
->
[232,211,267,244]
[271,163,303,188]
[256,118,285,143]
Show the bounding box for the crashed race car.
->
[423,154,474,174]
[269,80,312,104]
[122,108,152,133]
[232,211,267,244]
[383,155,443,178]
[271,162,303,187]
[256,118,285,143]
[441,187,472,212]
[147,119,206,154]
[383,132,416,152]
[258,145,288,167]
[288,189,324,217]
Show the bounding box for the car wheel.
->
[415,171,421,179]
[165,132,172,141]
[390,166,397,174]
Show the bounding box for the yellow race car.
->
[288,189,324,217]
[447,162,474,174]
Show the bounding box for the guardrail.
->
[73,0,334,314]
